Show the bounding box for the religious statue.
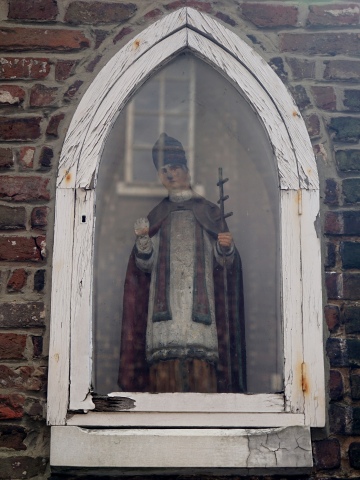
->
[118,133,246,393]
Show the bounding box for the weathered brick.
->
[269,57,288,82]
[86,55,102,73]
[330,117,360,143]
[216,12,237,27]
[329,370,343,401]
[0,302,45,328]
[64,80,83,99]
[0,57,50,81]
[324,178,339,205]
[113,26,134,44]
[31,206,49,230]
[290,85,310,110]
[0,333,26,360]
[313,438,341,469]
[325,242,336,269]
[324,60,360,83]
[0,425,27,450]
[351,373,360,400]
[280,33,360,56]
[348,339,360,367]
[39,146,53,169]
[0,85,25,106]
[0,237,43,262]
[345,306,360,334]
[343,178,360,204]
[65,1,137,25]
[0,117,41,141]
[311,86,336,111]
[325,304,340,332]
[0,27,90,52]
[343,273,360,299]
[353,407,360,434]
[31,335,43,356]
[0,148,14,169]
[344,90,360,111]
[286,58,315,80]
[349,442,360,469]
[305,113,320,138]
[30,84,58,107]
[34,269,45,292]
[329,403,351,434]
[165,1,212,13]
[0,456,46,478]
[0,176,50,202]
[25,398,44,420]
[242,3,298,27]
[0,394,25,420]
[341,241,360,269]
[144,8,163,20]
[46,112,65,137]
[326,337,348,367]
[307,4,360,26]
[8,0,58,21]
[344,211,360,235]
[0,205,26,230]
[7,268,27,292]
[326,272,341,299]
[55,59,77,81]
[325,211,343,235]
[0,365,46,391]
[336,150,360,172]
[19,146,35,169]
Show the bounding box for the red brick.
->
[216,12,237,27]
[7,268,27,292]
[0,334,27,360]
[242,3,298,27]
[325,211,343,235]
[313,438,341,469]
[0,117,41,141]
[0,425,27,450]
[0,57,50,80]
[46,112,65,137]
[0,236,43,262]
[343,274,360,300]
[324,60,360,83]
[31,206,49,230]
[0,27,90,52]
[305,113,320,138]
[0,205,26,230]
[0,302,45,328]
[144,8,163,20]
[86,55,102,73]
[0,85,25,106]
[0,148,14,169]
[31,335,43,356]
[19,146,35,169]
[0,365,46,391]
[0,176,50,202]
[39,146,53,169]
[0,394,25,420]
[280,32,360,56]
[329,370,344,401]
[30,84,58,107]
[9,0,58,21]
[64,80,83,99]
[308,4,360,27]
[113,26,133,44]
[286,58,315,80]
[326,272,341,299]
[55,59,77,81]
[325,304,340,331]
[311,86,336,111]
[324,178,339,205]
[65,1,137,25]
[165,1,212,13]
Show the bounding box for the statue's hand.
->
[134,217,149,237]
[218,232,233,250]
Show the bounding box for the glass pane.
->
[134,81,160,112]
[94,53,282,395]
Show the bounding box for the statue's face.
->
[158,164,190,191]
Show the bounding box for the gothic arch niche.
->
[48,7,324,472]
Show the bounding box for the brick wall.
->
[0,0,359,478]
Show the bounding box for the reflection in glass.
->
[94,53,282,394]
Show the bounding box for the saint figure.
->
[118,133,246,393]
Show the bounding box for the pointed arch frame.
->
[48,7,324,440]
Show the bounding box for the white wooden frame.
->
[48,8,324,472]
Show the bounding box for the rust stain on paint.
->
[301,362,309,394]
[134,39,140,48]
[65,171,72,183]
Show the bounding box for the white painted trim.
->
[49,7,325,434]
